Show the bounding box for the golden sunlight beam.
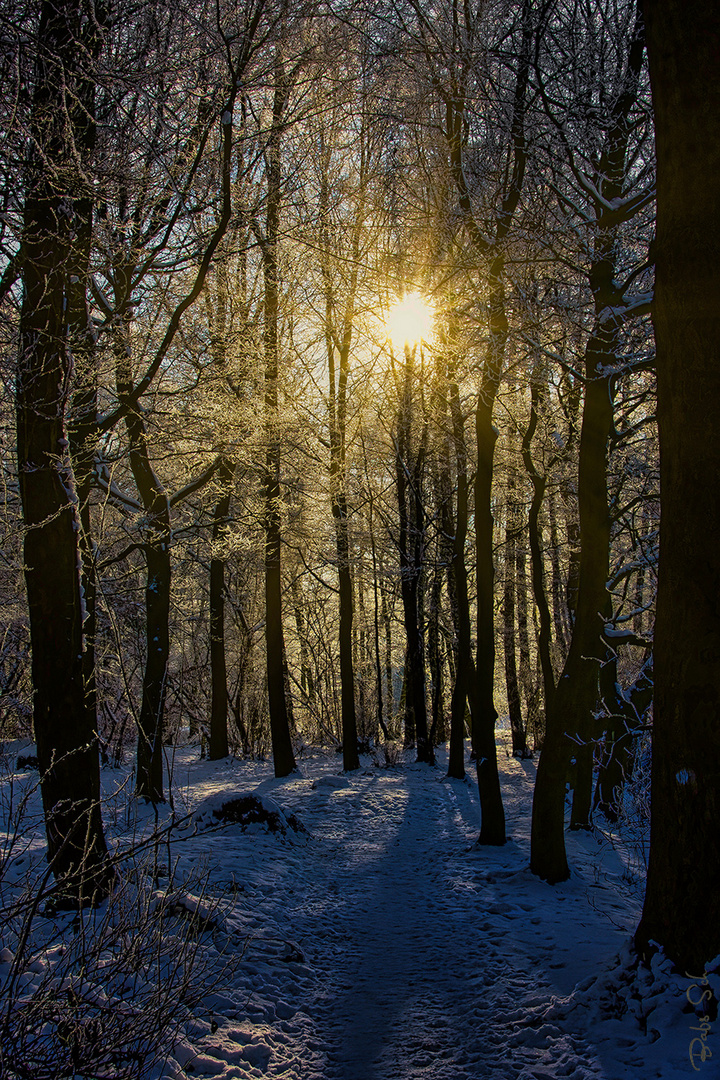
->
[385,292,434,351]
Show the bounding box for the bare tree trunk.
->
[209,459,234,760]
[531,335,614,876]
[531,0,646,875]
[473,259,507,844]
[261,55,295,778]
[395,344,432,764]
[520,364,556,749]
[368,489,390,742]
[381,582,394,734]
[547,489,567,659]
[17,0,112,900]
[503,477,528,757]
[446,343,470,779]
[635,0,720,973]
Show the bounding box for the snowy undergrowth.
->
[0,732,716,1080]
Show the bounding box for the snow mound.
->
[523,940,720,1077]
[190,791,308,838]
[311,774,351,791]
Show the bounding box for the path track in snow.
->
[277,763,602,1080]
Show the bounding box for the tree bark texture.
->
[635,0,720,973]
[17,0,112,900]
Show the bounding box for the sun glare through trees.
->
[385,292,435,351]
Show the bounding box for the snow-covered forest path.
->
[161,747,712,1080]
[282,764,591,1079]
[299,767,506,1077]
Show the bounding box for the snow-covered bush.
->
[190,791,307,838]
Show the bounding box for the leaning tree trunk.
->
[17,0,112,901]
[531,1,646,873]
[635,0,720,974]
[530,341,613,880]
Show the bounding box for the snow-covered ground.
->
[1,734,718,1080]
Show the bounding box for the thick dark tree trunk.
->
[635,0,720,973]
[17,0,112,901]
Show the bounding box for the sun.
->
[385,292,434,351]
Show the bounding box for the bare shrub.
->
[0,774,240,1079]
